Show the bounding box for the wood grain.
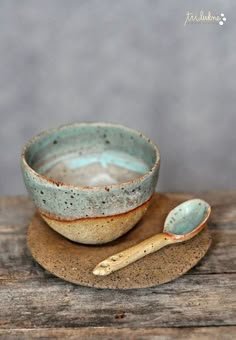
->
[0,274,235,329]
[0,192,235,336]
[0,327,235,340]
[1,193,235,281]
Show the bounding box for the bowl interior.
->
[24,124,159,187]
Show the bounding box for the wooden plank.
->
[0,326,235,340]
[0,274,235,329]
[0,196,34,233]
[0,227,235,281]
[198,190,236,206]
[1,192,236,231]
[0,234,53,280]
[167,191,236,226]
[0,194,236,280]
[192,229,236,274]
[0,193,235,332]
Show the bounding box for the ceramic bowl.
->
[21,122,160,244]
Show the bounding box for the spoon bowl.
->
[163,198,211,240]
[93,199,211,276]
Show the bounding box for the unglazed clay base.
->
[27,193,212,289]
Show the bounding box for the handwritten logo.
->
[184,11,227,26]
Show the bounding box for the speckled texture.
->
[164,198,210,236]
[21,123,160,219]
[27,193,211,289]
[21,123,160,244]
[41,199,150,244]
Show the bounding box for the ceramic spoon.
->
[93,199,211,276]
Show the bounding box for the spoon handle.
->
[93,233,173,276]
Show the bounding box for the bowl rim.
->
[21,122,161,191]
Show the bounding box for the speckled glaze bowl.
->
[21,123,160,244]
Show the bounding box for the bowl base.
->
[40,199,150,244]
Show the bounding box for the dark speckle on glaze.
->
[21,122,160,244]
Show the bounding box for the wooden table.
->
[0,192,235,339]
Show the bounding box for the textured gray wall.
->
[0,0,235,195]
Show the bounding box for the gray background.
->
[0,0,235,195]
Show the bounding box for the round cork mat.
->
[27,193,211,289]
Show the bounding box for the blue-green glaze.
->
[164,199,210,235]
[21,123,160,220]
[38,150,149,175]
